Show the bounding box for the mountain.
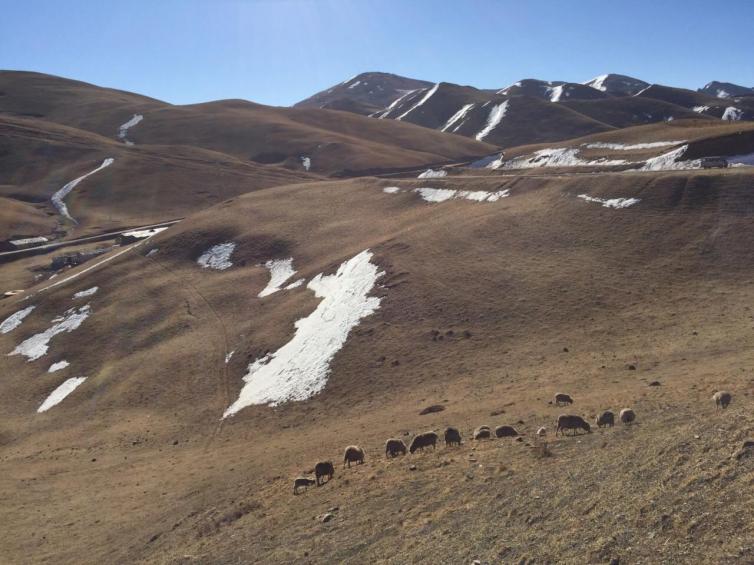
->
[294,71,433,116]
[636,83,754,121]
[699,80,754,99]
[582,73,650,96]
[499,78,608,101]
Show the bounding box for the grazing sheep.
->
[596,410,615,428]
[713,391,732,410]
[555,414,591,436]
[293,477,316,494]
[343,445,365,468]
[385,438,407,458]
[620,408,636,425]
[409,432,439,453]
[473,426,492,440]
[536,426,547,437]
[495,425,519,438]
[444,427,462,446]
[314,461,335,485]
[555,393,574,407]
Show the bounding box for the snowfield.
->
[258,258,297,297]
[377,89,418,119]
[722,107,743,121]
[1,306,36,334]
[10,305,91,361]
[441,103,475,132]
[73,287,98,299]
[501,148,627,169]
[585,74,609,92]
[197,242,236,270]
[301,156,311,171]
[121,227,168,239]
[640,145,701,171]
[577,194,640,209]
[475,101,509,141]
[37,377,87,413]
[117,114,143,145]
[547,84,564,102]
[223,249,383,415]
[48,360,70,372]
[417,168,447,179]
[584,141,682,150]
[386,186,510,203]
[51,158,114,223]
[383,186,401,194]
[396,83,439,120]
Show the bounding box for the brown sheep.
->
[596,410,615,428]
[620,408,636,425]
[495,425,519,438]
[444,427,462,446]
[713,391,732,409]
[409,432,438,453]
[554,392,574,407]
[343,445,365,468]
[473,426,492,440]
[385,438,407,458]
[293,477,316,494]
[556,414,591,436]
[314,461,334,485]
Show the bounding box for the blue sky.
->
[1,0,753,106]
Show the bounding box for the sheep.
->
[554,393,574,407]
[314,461,335,485]
[495,425,519,438]
[713,391,732,410]
[596,410,615,428]
[409,432,438,453]
[536,426,547,437]
[385,438,407,458]
[444,427,462,446]
[620,408,636,425]
[555,414,591,436]
[293,477,316,494]
[343,445,365,468]
[473,426,492,440]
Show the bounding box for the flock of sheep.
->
[292,390,734,494]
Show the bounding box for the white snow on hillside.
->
[577,194,640,209]
[715,90,731,99]
[383,186,401,194]
[51,158,114,223]
[117,114,143,145]
[223,250,383,414]
[403,187,510,203]
[197,242,236,271]
[640,145,701,171]
[73,287,98,299]
[722,107,743,121]
[301,156,311,171]
[585,74,608,91]
[377,89,418,119]
[441,103,475,132]
[584,141,682,150]
[468,153,504,168]
[414,188,457,202]
[258,258,297,297]
[547,85,564,102]
[48,360,70,372]
[501,148,627,169]
[347,80,361,89]
[396,83,439,120]
[496,81,521,95]
[225,350,235,364]
[10,305,91,361]
[417,168,448,179]
[121,227,168,239]
[0,305,35,334]
[285,278,305,289]
[475,101,509,141]
[693,105,710,113]
[37,377,87,413]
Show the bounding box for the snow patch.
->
[412,187,509,203]
[347,80,361,89]
[585,74,608,92]
[258,258,297,297]
[501,148,627,169]
[640,145,701,171]
[225,350,235,364]
[117,114,143,145]
[121,227,168,239]
[693,105,710,113]
[722,107,743,121]
[301,156,311,171]
[223,250,383,414]
[48,360,70,372]
[73,287,98,299]
[468,153,504,168]
[441,103,475,132]
[37,377,87,412]
[577,194,640,209]
[10,305,91,361]
[396,83,439,120]
[475,101,509,141]
[51,158,114,223]
[383,186,401,194]
[197,243,236,271]
[584,141,683,150]
[377,89,418,119]
[286,278,305,290]
[146,248,159,257]
[716,90,731,99]
[0,306,35,334]
[417,168,447,179]
[547,85,565,102]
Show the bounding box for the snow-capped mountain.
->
[582,74,650,96]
